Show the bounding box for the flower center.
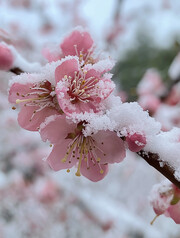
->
[74,45,95,66]
[15,81,61,121]
[61,132,106,176]
[64,71,99,104]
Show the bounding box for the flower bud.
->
[126,132,146,152]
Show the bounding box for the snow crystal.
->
[84,58,115,73]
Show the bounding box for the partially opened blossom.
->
[9,78,62,131]
[40,115,126,182]
[150,180,180,224]
[55,57,115,115]
[0,43,14,70]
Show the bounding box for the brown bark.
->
[137,150,180,189]
[10,67,24,75]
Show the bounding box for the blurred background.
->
[0,0,180,237]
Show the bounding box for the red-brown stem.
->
[137,150,180,189]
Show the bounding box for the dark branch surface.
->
[10,67,24,75]
[138,150,180,189]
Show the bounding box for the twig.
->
[137,150,180,189]
[10,67,24,75]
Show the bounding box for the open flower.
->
[43,28,95,66]
[9,78,62,131]
[60,28,95,65]
[40,115,126,182]
[55,57,115,115]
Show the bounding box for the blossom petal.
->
[47,142,76,171]
[55,58,79,84]
[40,115,75,144]
[8,82,33,103]
[80,159,108,182]
[166,203,180,224]
[18,105,57,131]
[60,30,94,56]
[94,131,126,164]
[42,44,62,62]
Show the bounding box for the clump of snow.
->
[72,94,161,139]
[84,58,115,73]
[8,55,79,88]
[145,128,180,180]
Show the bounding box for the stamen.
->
[16,97,41,104]
[75,138,85,177]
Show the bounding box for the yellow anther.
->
[49,144,52,147]
[61,158,67,163]
[64,75,68,79]
[75,171,81,177]
[100,169,104,174]
[67,169,70,173]
[97,158,101,162]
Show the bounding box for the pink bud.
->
[0,44,14,70]
[126,132,146,152]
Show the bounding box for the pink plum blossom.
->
[150,180,180,224]
[138,94,161,114]
[126,132,146,152]
[9,79,62,131]
[55,57,115,115]
[0,43,14,70]
[43,29,95,65]
[137,69,165,96]
[40,115,126,182]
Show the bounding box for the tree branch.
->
[10,67,24,75]
[137,150,180,189]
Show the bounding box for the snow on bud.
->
[0,43,14,70]
[126,132,146,152]
[149,180,180,224]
